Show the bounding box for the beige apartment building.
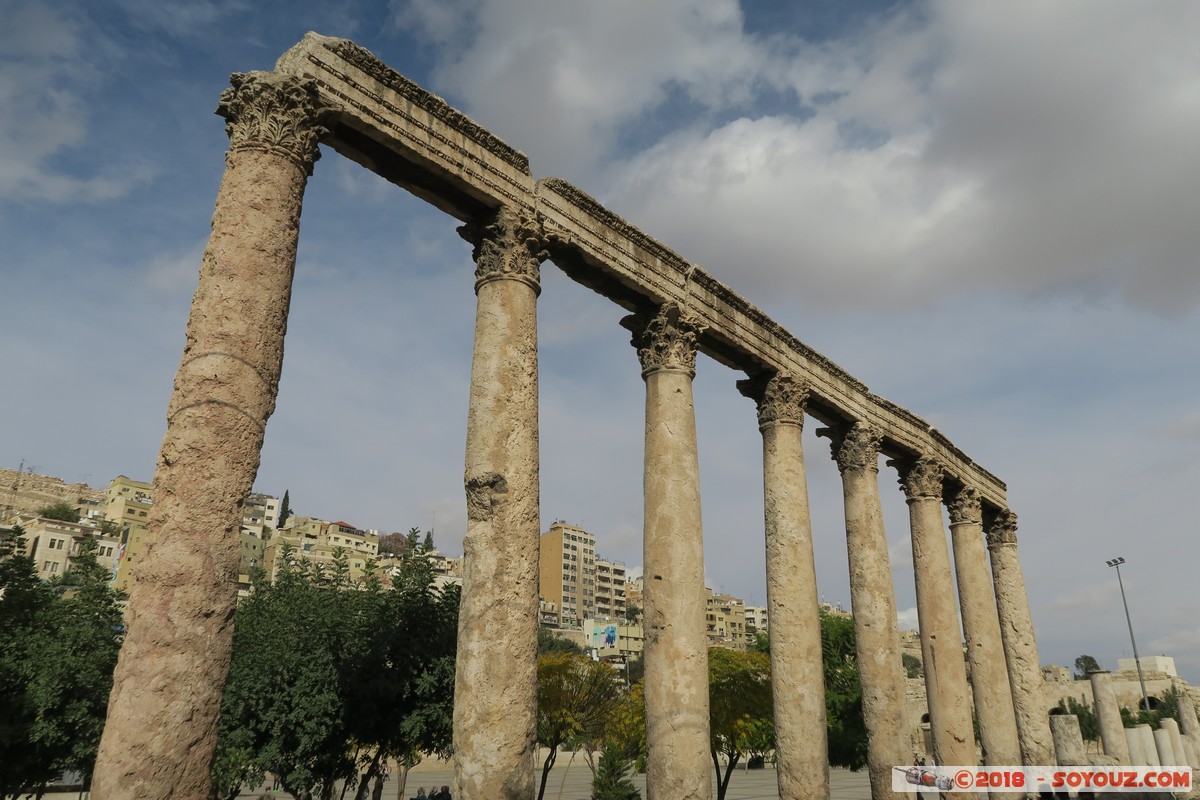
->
[538,521,596,627]
[593,558,628,621]
[263,516,380,584]
[706,589,749,650]
[104,475,153,591]
[744,604,769,633]
[3,513,121,581]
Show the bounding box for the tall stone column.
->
[987,511,1055,766]
[738,374,828,800]
[894,455,977,775]
[821,422,908,800]
[625,304,711,800]
[1089,670,1131,763]
[92,72,328,799]
[948,487,1021,766]
[454,208,546,800]
[1179,691,1200,740]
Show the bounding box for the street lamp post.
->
[1105,557,1151,714]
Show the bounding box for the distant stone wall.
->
[0,468,104,520]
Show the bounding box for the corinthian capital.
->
[987,509,1018,548]
[622,304,705,378]
[819,422,881,474]
[737,373,808,430]
[458,207,547,295]
[893,454,945,502]
[947,486,983,526]
[217,72,331,174]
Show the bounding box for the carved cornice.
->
[947,487,983,527]
[458,208,548,294]
[820,422,882,474]
[737,373,808,430]
[623,304,705,378]
[325,39,531,174]
[217,72,331,174]
[987,509,1018,548]
[894,454,945,502]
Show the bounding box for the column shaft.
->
[92,72,325,800]
[628,304,711,800]
[740,375,828,800]
[454,208,544,800]
[987,511,1056,766]
[1089,670,1130,763]
[896,457,976,775]
[824,423,908,800]
[1049,715,1087,766]
[948,489,1021,766]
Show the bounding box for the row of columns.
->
[91,68,1057,800]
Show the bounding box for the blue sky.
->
[3,0,1199,683]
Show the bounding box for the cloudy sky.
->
[3,0,1198,683]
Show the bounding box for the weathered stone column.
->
[626,304,711,800]
[1126,726,1147,766]
[1179,691,1200,741]
[454,207,546,800]
[1162,718,1186,766]
[92,72,327,800]
[987,510,1056,766]
[947,487,1021,766]
[738,374,828,800]
[894,455,977,774]
[1153,728,1177,767]
[1089,670,1131,763]
[820,422,908,800]
[1050,715,1087,766]
[1140,725,1161,767]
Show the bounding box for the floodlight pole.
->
[1106,557,1151,713]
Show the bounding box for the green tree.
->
[591,740,640,800]
[820,610,868,770]
[902,652,923,679]
[748,631,770,655]
[0,535,56,798]
[1074,655,1101,679]
[0,537,125,796]
[623,603,641,625]
[37,501,80,523]
[277,490,291,528]
[421,530,434,553]
[708,648,773,800]
[536,653,622,800]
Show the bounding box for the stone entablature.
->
[268,31,1008,511]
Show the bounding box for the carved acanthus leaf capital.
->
[894,454,945,502]
[622,304,706,379]
[458,207,547,294]
[820,422,882,474]
[217,72,331,174]
[987,509,1018,548]
[947,487,983,526]
[737,373,808,430]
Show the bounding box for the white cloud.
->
[897,606,919,631]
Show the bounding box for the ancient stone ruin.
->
[91,33,1056,800]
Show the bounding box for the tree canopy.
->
[1074,655,1101,679]
[536,653,623,800]
[37,502,80,523]
[708,648,773,800]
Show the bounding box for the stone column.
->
[92,72,328,800]
[1089,670,1131,764]
[1179,691,1200,741]
[1154,728,1177,767]
[1126,726,1147,766]
[1140,725,1161,767]
[1050,715,1086,766]
[1180,734,1200,770]
[987,510,1056,766]
[738,374,828,800]
[626,304,711,800]
[1162,718,1186,766]
[820,422,908,800]
[454,208,546,800]
[947,487,1022,766]
[894,455,977,773]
